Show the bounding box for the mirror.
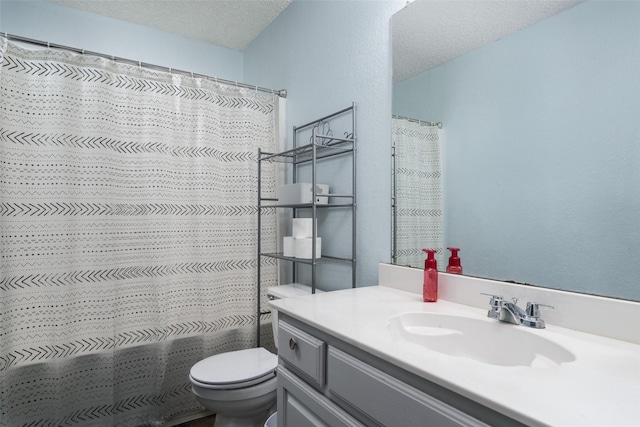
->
[391,0,640,301]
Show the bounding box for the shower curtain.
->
[392,117,443,268]
[0,37,278,426]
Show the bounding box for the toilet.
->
[189,284,319,427]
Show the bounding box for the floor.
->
[174,414,216,427]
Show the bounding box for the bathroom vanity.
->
[275,313,516,426]
[269,265,640,427]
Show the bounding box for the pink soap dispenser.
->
[422,249,438,302]
[446,247,462,274]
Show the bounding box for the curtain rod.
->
[2,33,287,98]
[393,114,442,129]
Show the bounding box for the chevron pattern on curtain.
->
[0,37,278,426]
[392,117,444,268]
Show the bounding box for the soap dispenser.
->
[422,249,438,302]
[446,247,462,274]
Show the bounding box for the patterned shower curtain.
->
[392,117,443,268]
[0,37,278,426]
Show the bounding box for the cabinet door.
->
[277,365,364,427]
[327,347,489,427]
[278,320,326,386]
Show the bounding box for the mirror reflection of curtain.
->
[392,117,443,268]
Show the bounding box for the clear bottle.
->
[446,247,462,274]
[422,249,438,302]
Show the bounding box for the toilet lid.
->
[190,348,277,386]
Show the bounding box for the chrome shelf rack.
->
[256,103,357,346]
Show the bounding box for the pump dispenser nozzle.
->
[422,248,437,269]
[446,247,462,274]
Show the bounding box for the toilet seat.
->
[190,348,277,390]
[189,371,275,390]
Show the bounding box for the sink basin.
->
[388,312,575,368]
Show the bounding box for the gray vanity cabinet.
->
[327,348,487,427]
[276,315,496,427]
[277,319,361,426]
[278,366,364,427]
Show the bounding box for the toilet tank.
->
[267,283,322,349]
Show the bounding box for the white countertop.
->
[270,285,640,427]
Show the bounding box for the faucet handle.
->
[480,293,504,306]
[522,302,554,329]
[525,302,554,318]
[480,293,504,319]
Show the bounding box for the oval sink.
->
[388,312,575,368]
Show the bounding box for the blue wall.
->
[245,0,404,288]
[0,0,243,80]
[393,1,640,300]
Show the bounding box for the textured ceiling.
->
[47,0,292,51]
[47,0,583,80]
[393,0,584,83]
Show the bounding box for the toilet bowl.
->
[189,284,318,427]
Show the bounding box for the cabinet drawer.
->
[278,320,326,386]
[327,347,489,427]
[277,366,364,427]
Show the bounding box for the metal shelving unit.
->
[256,104,357,346]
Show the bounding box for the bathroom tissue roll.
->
[283,237,295,257]
[294,237,321,259]
[292,218,315,238]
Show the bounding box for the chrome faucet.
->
[481,293,553,329]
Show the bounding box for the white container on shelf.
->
[276,183,329,205]
[282,236,295,257]
[292,218,316,238]
[294,237,321,259]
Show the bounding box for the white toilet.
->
[189,284,319,427]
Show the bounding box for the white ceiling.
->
[48,0,293,51]
[47,0,583,82]
[393,0,583,83]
